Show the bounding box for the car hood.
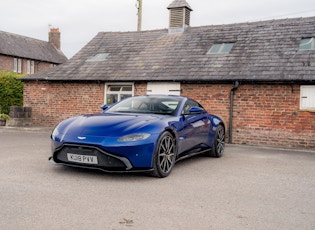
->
[59,113,165,138]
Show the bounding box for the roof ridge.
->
[0,30,49,44]
[186,15,315,30]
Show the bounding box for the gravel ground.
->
[0,127,314,230]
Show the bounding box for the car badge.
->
[77,136,86,140]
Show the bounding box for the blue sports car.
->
[50,95,225,177]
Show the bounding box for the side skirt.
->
[175,148,211,163]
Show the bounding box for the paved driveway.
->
[0,127,314,230]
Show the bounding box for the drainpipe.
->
[229,81,239,144]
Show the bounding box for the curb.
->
[0,126,53,132]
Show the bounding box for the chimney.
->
[49,27,61,50]
[167,0,193,33]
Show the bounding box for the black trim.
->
[52,144,133,171]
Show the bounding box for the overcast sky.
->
[1,0,315,58]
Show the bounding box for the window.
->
[105,83,134,105]
[299,38,315,51]
[182,99,202,115]
[13,58,22,73]
[86,53,109,62]
[31,60,35,74]
[106,96,181,115]
[27,60,35,74]
[208,43,234,54]
[300,86,315,110]
[14,58,17,72]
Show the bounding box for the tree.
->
[0,71,24,115]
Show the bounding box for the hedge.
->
[0,71,24,115]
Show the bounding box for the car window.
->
[107,96,181,115]
[182,99,203,115]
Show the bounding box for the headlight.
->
[118,133,151,142]
[51,123,64,142]
[51,127,60,141]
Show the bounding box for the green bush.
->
[0,71,24,115]
[0,113,10,120]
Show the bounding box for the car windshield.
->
[106,96,181,115]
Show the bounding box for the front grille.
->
[53,144,130,171]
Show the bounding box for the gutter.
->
[229,81,239,144]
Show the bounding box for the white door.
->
[146,82,181,95]
[300,86,315,110]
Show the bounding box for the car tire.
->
[207,124,225,158]
[151,131,176,178]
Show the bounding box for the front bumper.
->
[52,144,134,171]
[50,143,155,172]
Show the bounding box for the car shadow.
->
[51,164,155,180]
[50,153,214,180]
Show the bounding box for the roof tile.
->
[0,31,67,64]
[24,17,315,82]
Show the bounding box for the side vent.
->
[184,7,191,26]
[169,8,185,28]
[167,0,193,33]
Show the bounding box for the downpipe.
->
[229,81,239,144]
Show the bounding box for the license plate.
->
[67,153,98,165]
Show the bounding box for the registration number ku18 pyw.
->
[67,153,98,165]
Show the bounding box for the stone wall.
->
[6,106,32,127]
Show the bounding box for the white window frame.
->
[17,58,22,73]
[13,58,17,72]
[27,60,35,74]
[207,43,234,54]
[26,60,31,74]
[104,83,134,105]
[300,85,315,110]
[31,60,35,74]
[13,58,22,73]
[27,60,30,74]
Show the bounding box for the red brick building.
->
[0,28,67,74]
[23,0,315,149]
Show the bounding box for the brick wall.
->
[182,83,315,149]
[36,62,53,72]
[0,55,14,71]
[0,54,53,74]
[24,81,150,126]
[23,81,315,149]
[232,84,315,149]
[23,82,105,126]
[181,83,231,128]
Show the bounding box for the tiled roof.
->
[24,17,315,82]
[0,31,67,64]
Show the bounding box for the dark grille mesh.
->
[54,145,127,170]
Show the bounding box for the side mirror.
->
[100,104,109,112]
[189,107,205,114]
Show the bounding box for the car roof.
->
[141,95,187,99]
